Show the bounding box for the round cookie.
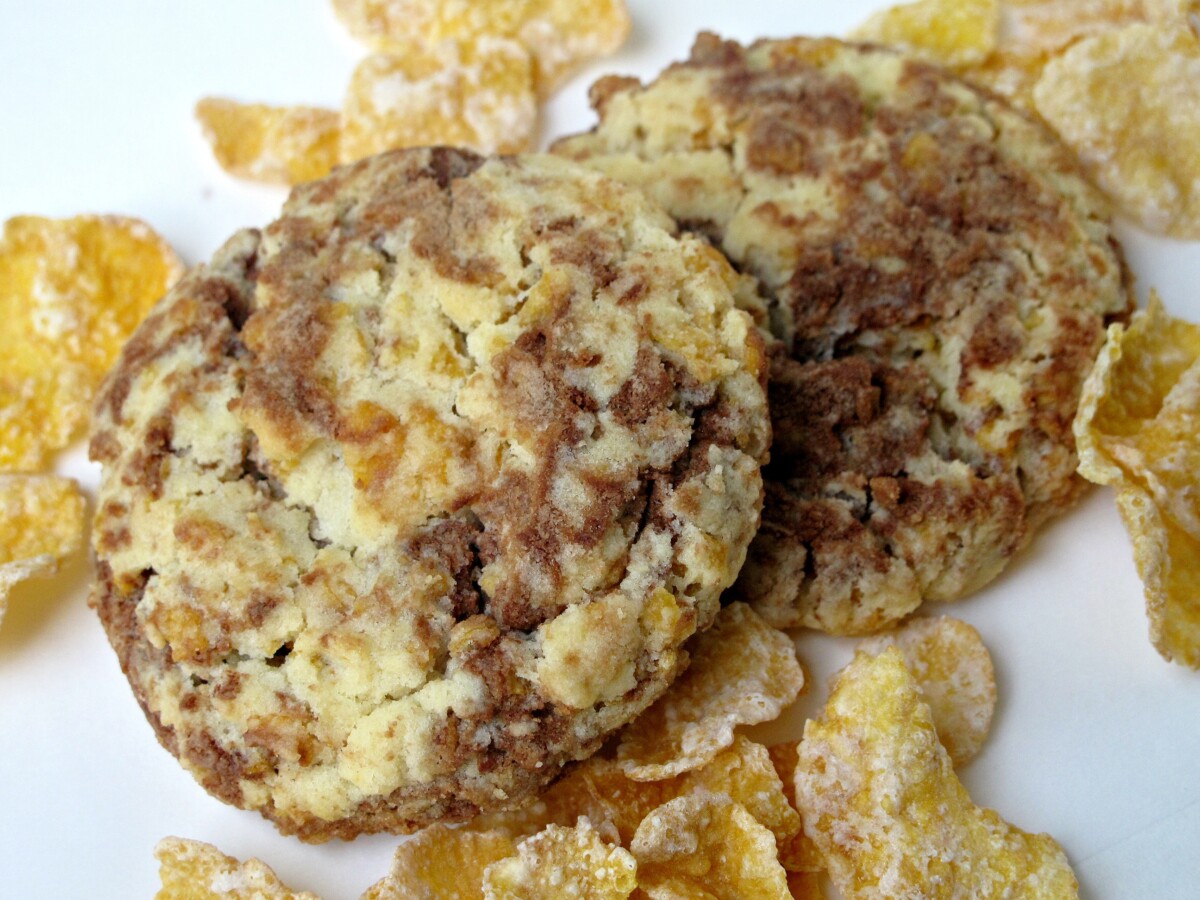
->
[555,34,1132,635]
[89,148,769,840]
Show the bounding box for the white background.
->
[1,2,1198,897]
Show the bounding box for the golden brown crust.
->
[554,34,1133,634]
[89,148,769,840]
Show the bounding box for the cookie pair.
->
[90,36,1129,839]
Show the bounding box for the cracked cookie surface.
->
[555,35,1131,634]
[89,148,769,840]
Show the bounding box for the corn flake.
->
[329,0,631,97]
[473,736,802,856]
[195,99,340,186]
[1003,0,1191,52]
[0,215,183,471]
[631,793,791,900]
[468,761,617,842]
[796,648,1078,898]
[684,736,803,857]
[957,45,1050,107]
[850,0,1001,66]
[154,837,317,899]
[617,602,804,781]
[1075,297,1200,666]
[857,615,996,765]
[0,474,86,624]
[481,819,637,900]
[970,1,1198,109]
[1113,486,1200,669]
[545,761,670,845]
[1032,22,1200,237]
[340,40,537,165]
[362,825,517,899]
[854,0,1200,231]
[471,756,672,847]
[766,742,824,874]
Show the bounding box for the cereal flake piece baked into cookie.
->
[89,147,769,841]
[555,34,1131,634]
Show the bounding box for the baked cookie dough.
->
[89,148,769,840]
[555,34,1131,634]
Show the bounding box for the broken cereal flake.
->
[362,825,516,899]
[851,0,1001,66]
[195,99,340,186]
[154,837,317,899]
[1033,23,1200,237]
[630,793,791,900]
[329,0,631,97]
[766,742,824,874]
[857,615,997,765]
[617,602,804,781]
[1075,297,1200,666]
[0,215,183,471]
[796,648,1078,899]
[481,819,637,900]
[339,39,536,164]
[0,474,86,625]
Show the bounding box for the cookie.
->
[555,34,1131,634]
[89,148,769,840]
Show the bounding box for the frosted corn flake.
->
[617,602,804,781]
[481,819,637,900]
[957,45,1050,107]
[766,742,824,875]
[857,615,997,765]
[0,474,86,625]
[340,39,536,163]
[471,736,800,854]
[1003,0,1194,52]
[1033,23,1200,237]
[154,837,317,899]
[195,99,340,186]
[630,793,790,900]
[1075,297,1200,666]
[796,648,1078,898]
[1113,485,1200,670]
[467,758,628,843]
[362,825,517,899]
[329,0,631,96]
[682,736,802,857]
[0,215,182,470]
[851,0,1001,66]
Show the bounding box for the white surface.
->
[1,2,1198,898]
